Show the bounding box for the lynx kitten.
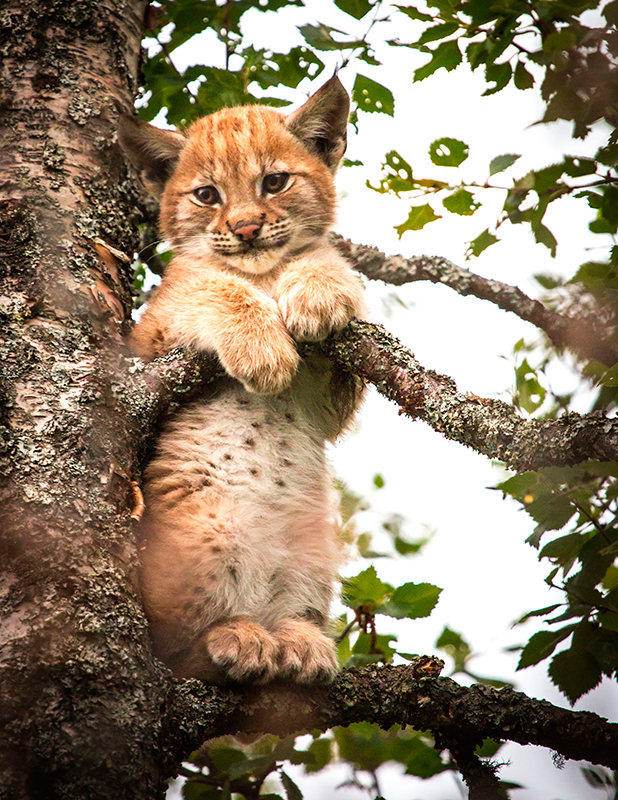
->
[119,77,365,684]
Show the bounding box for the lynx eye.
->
[193,185,221,205]
[262,172,289,194]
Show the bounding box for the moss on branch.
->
[166,662,618,776]
[332,234,618,367]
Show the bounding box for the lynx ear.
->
[118,115,186,196]
[286,76,350,173]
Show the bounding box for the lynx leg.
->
[203,617,279,683]
[272,618,339,684]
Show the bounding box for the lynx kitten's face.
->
[159,106,338,275]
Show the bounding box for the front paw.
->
[205,619,279,684]
[278,277,362,342]
[273,619,339,684]
[218,327,299,394]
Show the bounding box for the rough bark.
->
[1,2,617,799]
[159,661,618,775]
[129,324,618,473]
[0,1,173,797]
[332,234,618,367]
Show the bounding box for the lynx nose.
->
[231,219,263,242]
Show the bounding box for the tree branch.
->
[325,320,618,472]
[332,234,618,367]
[122,321,618,474]
[165,662,618,776]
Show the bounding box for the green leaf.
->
[514,604,561,625]
[304,737,333,773]
[182,782,224,800]
[401,737,448,778]
[395,204,442,235]
[442,188,480,216]
[475,739,503,758]
[353,74,394,116]
[280,770,303,800]
[429,137,469,167]
[414,22,459,46]
[341,565,393,610]
[335,0,372,19]
[414,39,462,82]
[531,221,558,257]
[347,632,397,666]
[299,23,363,51]
[373,473,385,489]
[466,229,499,257]
[517,627,575,670]
[395,5,433,22]
[514,60,535,90]
[483,61,512,95]
[540,533,584,562]
[377,582,442,619]
[549,639,603,704]
[489,153,521,176]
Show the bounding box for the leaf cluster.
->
[497,461,618,703]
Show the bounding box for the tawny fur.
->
[120,78,365,685]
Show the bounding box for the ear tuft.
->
[286,76,350,173]
[117,115,186,196]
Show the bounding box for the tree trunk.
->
[0,1,175,796]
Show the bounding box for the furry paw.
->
[277,270,364,343]
[273,619,339,684]
[218,325,299,395]
[204,619,279,683]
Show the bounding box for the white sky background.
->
[159,2,617,798]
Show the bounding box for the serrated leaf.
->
[341,565,393,609]
[429,137,469,166]
[514,60,535,90]
[395,5,433,22]
[395,204,442,235]
[549,642,603,704]
[353,74,394,115]
[414,39,462,81]
[514,604,561,625]
[442,188,479,216]
[280,770,303,800]
[540,533,584,562]
[517,627,575,670]
[299,23,363,51]
[335,0,372,19]
[489,153,521,176]
[414,22,459,46]
[402,737,448,778]
[482,60,512,95]
[466,229,499,257]
[376,581,442,619]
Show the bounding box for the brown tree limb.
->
[127,322,618,474]
[326,320,618,472]
[332,234,618,367]
[165,662,618,778]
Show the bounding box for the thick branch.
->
[332,235,618,367]
[325,320,618,472]
[126,323,618,473]
[166,662,618,775]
